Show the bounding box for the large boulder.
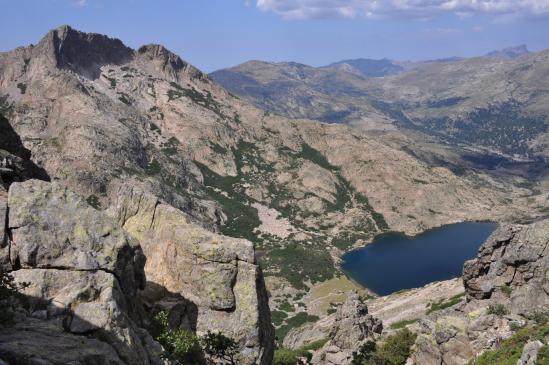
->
[0,180,162,365]
[108,184,275,365]
[463,220,549,314]
[311,292,382,365]
[8,180,146,297]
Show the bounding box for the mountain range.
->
[0,26,547,365]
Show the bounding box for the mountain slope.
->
[211,52,549,162]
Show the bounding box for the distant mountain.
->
[211,50,549,160]
[485,44,530,59]
[322,58,404,77]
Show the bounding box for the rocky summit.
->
[0,25,548,365]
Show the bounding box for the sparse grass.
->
[390,318,419,330]
[472,323,549,365]
[487,303,508,316]
[501,284,512,297]
[307,276,370,314]
[426,293,465,314]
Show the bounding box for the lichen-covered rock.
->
[108,184,274,365]
[0,180,163,365]
[311,292,382,365]
[463,220,549,314]
[8,180,146,296]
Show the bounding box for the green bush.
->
[352,328,417,365]
[272,310,288,326]
[17,83,26,94]
[201,331,239,365]
[153,311,240,365]
[153,311,201,365]
[276,312,320,342]
[274,348,305,365]
[145,158,162,175]
[279,301,294,312]
[0,270,28,325]
[501,284,512,297]
[86,195,101,210]
[487,303,508,316]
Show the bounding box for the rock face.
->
[108,184,274,365]
[311,292,382,365]
[463,220,549,313]
[410,219,549,365]
[0,180,163,365]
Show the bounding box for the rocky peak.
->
[35,25,134,79]
[136,44,205,82]
[311,292,382,365]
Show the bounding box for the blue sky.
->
[1,0,548,72]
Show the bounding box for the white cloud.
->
[255,0,549,20]
[73,0,87,7]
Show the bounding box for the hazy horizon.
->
[2,0,549,72]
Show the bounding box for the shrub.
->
[501,284,512,297]
[377,328,417,365]
[17,83,26,94]
[86,195,101,210]
[276,312,320,342]
[153,311,201,365]
[487,304,508,316]
[352,328,417,365]
[0,270,28,325]
[272,310,288,326]
[274,348,305,365]
[279,300,294,312]
[200,331,239,365]
[153,311,240,365]
[145,158,162,175]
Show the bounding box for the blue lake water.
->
[341,222,498,296]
